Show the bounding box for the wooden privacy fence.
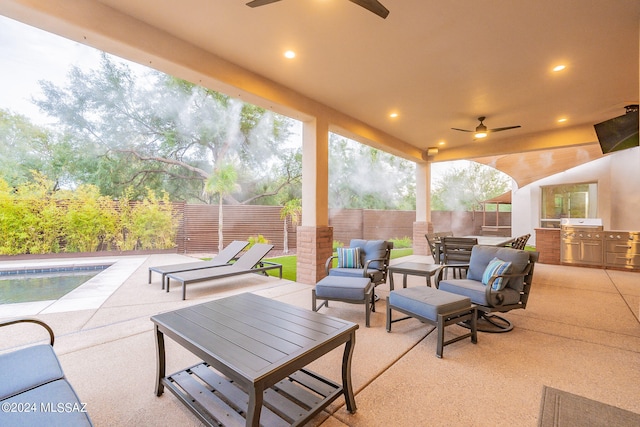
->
[173,204,511,254]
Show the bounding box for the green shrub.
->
[332,240,344,251]
[0,177,179,255]
[390,236,412,249]
[247,234,270,249]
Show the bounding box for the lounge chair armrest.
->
[325,255,338,275]
[362,257,387,273]
[484,264,533,307]
[434,263,470,288]
[0,318,55,346]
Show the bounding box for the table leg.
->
[341,331,357,413]
[389,271,395,291]
[246,385,264,427]
[402,273,408,289]
[154,325,165,396]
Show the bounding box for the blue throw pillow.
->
[337,247,361,268]
[482,257,512,290]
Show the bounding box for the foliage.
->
[333,240,344,251]
[31,54,299,203]
[279,198,302,254]
[390,248,413,259]
[389,236,413,249]
[431,162,511,211]
[328,133,416,210]
[0,176,179,255]
[247,234,270,249]
[205,163,241,251]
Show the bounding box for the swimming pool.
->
[0,265,110,304]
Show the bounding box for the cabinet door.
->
[561,241,580,263]
[581,241,603,264]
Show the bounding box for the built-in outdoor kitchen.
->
[536,218,640,270]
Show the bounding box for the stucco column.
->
[413,162,432,255]
[297,117,333,284]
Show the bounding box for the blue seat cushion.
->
[328,267,384,283]
[316,276,372,301]
[2,379,93,426]
[389,287,470,321]
[0,344,64,400]
[467,246,530,291]
[438,278,521,306]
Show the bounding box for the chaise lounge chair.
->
[148,240,249,289]
[165,243,282,300]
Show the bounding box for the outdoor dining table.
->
[151,292,358,427]
[432,235,515,264]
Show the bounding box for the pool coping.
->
[0,256,147,317]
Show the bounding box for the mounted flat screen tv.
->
[594,107,639,154]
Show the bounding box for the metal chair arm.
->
[434,263,470,287]
[484,263,533,307]
[0,318,55,346]
[325,255,338,275]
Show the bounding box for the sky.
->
[0,14,463,176]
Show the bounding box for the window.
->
[540,182,598,228]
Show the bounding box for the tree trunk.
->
[283,218,289,254]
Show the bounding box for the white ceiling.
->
[3,0,640,181]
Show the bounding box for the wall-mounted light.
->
[422,147,439,161]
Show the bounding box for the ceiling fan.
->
[451,116,521,139]
[246,0,390,19]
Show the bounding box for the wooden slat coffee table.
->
[151,292,358,427]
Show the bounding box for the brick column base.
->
[412,221,433,256]
[296,226,333,284]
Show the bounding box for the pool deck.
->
[1,252,639,426]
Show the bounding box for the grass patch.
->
[265,248,413,282]
[264,255,297,281]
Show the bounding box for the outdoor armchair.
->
[435,245,538,332]
[325,239,393,287]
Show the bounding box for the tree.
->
[431,162,511,211]
[279,198,301,254]
[33,54,299,202]
[328,133,415,209]
[204,163,241,252]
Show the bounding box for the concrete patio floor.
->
[1,252,639,426]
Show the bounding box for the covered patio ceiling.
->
[1,0,639,184]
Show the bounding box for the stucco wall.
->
[512,147,640,246]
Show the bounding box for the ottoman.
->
[313,276,374,327]
[386,286,477,358]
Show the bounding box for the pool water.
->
[0,267,108,304]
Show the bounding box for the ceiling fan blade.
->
[489,125,522,133]
[246,0,282,8]
[348,0,390,19]
[451,127,474,132]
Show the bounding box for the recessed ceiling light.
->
[553,64,566,72]
[389,112,399,118]
[284,50,296,59]
[438,141,446,146]
[558,117,568,123]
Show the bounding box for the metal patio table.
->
[151,292,358,427]
[388,262,441,289]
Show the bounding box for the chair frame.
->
[435,250,539,333]
[441,236,477,278]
